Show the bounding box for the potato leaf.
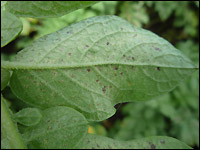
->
[22,106,88,149]
[1,10,22,47]
[2,15,196,121]
[1,95,27,149]
[14,108,42,127]
[5,1,99,18]
[75,134,192,149]
[1,68,10,90]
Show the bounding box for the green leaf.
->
[14,108,42,127]
[22,106,88,149]
[1,95,27,149]
[1,10,23,47]
[2,15,196,121]
[1,68,10,91]
[1,1,7,7]
[5,1,99,18]
[75,134,192,149]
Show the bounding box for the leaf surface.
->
[22,106,88,149]
[75,134,192,149]
[1,69,10,90]
[1,95,27,149]
[2,15,196,121]
[5,1,98,18]
[1,10,22,47]
[14,108,42,127]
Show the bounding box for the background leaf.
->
[22,106,88,149]
[1,95,27,149]
[14,108,42,127]
[2,15,196,121]
[75,134,192,149]
[5,1,99,18]
[1,10,22,47]
[1,68,10,91]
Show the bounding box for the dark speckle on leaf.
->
[114,67,118,70]
[68,53,72,56]
[102,87,106,94]
[151,144,156,149]
[85,45,89,48]
[153,46,161,51]
[149,142,156,149]
[160,140,165,144]
[87,69,91,72]
[157,67,160,71]
[132,57,135,61]
[106,42,110,45]
[86,140,90,144]
[96,80,99,82]
[120,72,123,75]
[131,66,134,70]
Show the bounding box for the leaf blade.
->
[1,68,11,91]
[4,15,196,121]
[14,108,42,127]
[75,134,192,149]
[22,106,88,149]
[5,1,99,18]
[1,95,27,149]
[1,10,22,47]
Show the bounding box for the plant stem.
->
[1,96,27,149]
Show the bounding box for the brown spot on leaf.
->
[68,53,72,56]
[85,45,89,48]
[87,68,91,72]
[96,80,99,82]
[120,72,123,75]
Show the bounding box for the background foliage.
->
[1,1,199,148]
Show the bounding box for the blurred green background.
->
[1,1,199,148]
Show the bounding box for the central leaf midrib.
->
[2,61,196,70]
